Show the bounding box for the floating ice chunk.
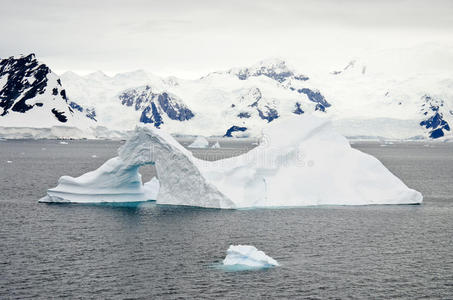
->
[223,245,279,270]
[59,141,69,145]
[91,155,97,158]
[6,160,12,163]
[211,141,221,149]
[188,136,209,148]
[40,115,422,207]
[144,177,160,200]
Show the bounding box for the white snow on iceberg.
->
[143,177,160,200]
[222,245,279,270]
[188,136,209,148]
[39,115,422,207]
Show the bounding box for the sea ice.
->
[223,245,279,269]
[40,115,423,207]
[188,136,209,148]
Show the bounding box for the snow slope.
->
[0,54,96,129]
[59,57,452,140]
[2,53,451,140]
[40,115,422,207]
[315,60,453,139]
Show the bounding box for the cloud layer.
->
[1,0,452,77]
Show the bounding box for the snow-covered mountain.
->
[56,58,331,137]
[0,54,96,129]
[119,85,194,127]
[310,59,452,139]
[1,54,452,140]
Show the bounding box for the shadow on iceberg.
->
[39,115,423,208]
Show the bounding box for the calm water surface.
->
[0,140,452,299]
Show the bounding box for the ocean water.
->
[0,140,452,299]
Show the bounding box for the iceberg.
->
[222,245,279,269]
[211,141,221,149]
[143,177,159,200]
[188,136,209,148]
[39,115,423,207]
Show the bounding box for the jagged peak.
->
[251,57,289,69]
[1,53,36,61]
[212,58,310,83]
[229,58,291,75]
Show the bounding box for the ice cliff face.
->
[119,85,194,128]
[40,115,422,208]
[0,54,95,127]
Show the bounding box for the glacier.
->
[222,245,279,270]
[39,115,423,208]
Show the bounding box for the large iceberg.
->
[39,115,422,207]
[222,245,279,270]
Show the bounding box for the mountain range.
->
[0,53,452,140]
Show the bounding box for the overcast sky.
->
[1,0,452,77]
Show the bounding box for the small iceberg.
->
[188,136,209,148]
[59,141,69,145]
[211,141,221,149]
[222,245,279,270]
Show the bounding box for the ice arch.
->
[40,115,423,208]
[39,127,234,208]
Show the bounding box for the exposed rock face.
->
[119,85,194,128]
[0,53,95,125]
[229,58,309,83]
[0,54,50,115]
[420,95,450,139]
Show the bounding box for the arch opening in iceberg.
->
[40,115,423,208]
[39,127,234,207]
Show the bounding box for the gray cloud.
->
[1,0,452,77]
